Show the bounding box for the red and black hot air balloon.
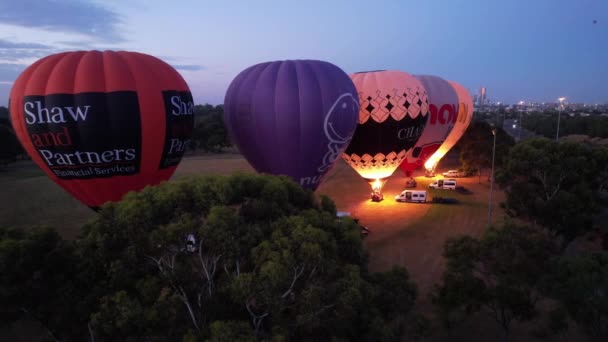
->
[342,70,429,197]
[9,50,194,210]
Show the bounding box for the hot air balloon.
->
[9,50,194,210]
[422,80,474,174]
[399,75,458,177]
[224,59,359,191]
[342,70,429,199]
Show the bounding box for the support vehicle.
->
[395,190,427,203]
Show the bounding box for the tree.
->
[0,226,86,341]
[547,252,608,341]
[0,123,22,168]
[521,113,608,139]
[191,104,231,152]
[1,173,422,340]
[456,120,515,181]
[431,222,559,342]
[496,138,601,244]
[0,106,9,122]
[26,172,418,341]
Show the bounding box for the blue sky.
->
[0,0,606,106]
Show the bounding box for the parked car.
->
[442,169,464,178]
[455,186,473,194]
[405,178,417,188]
[431,197,459,204]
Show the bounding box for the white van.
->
[429,179,457,190]
[395,190,427,203]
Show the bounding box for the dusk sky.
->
[0,0,606,107]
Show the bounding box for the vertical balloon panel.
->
[9,50,193,209]
[224,60,359,191]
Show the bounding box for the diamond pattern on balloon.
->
[341,149,409,174]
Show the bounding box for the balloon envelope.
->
[342,70,429,184]
[224,59,359,190]
[9,50,193,209]
[423,80,474,171]
[399,75,458,175]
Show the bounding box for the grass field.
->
[5,151,560,341]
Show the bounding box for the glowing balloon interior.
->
[423,80,474,172]
[399,75,458,176]
[9,50,193,209]
[224,59,359,191]
[342,70,429,193]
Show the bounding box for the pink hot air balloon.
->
[422,80,474,173]
[399,75,458,177]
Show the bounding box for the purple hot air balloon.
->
[224,60,359,190]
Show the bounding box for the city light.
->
[556,97,567,141]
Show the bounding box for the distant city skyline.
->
[0,0,607,107]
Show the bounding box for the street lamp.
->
[556,97,566,141]
[518,110,523,141]
[487,126,497,226]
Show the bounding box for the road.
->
[502,118,538,142]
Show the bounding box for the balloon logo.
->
[399,74,458,176]
[224,59,359,190]
[342,70,429,193]
[422,80,474,173]
[9,50,194,209]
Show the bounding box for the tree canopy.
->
[455,120,515,178]
[1,173,421,341]
[522,113,608,139]
[547,252,608,341]
[0,120,22,167]
[496,137,606,243]
[191,104,232,152]
[432,222,559,342]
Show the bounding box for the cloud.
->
[0,49,52,62]
[0,39,53,49]
[0,0,125,43]
[172,64,206,71]
[0,39,55,62]
[0,63,26,82]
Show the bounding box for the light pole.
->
[517,101,524,142]
[487,126,497,226]
[556,97,566,141]
[518,111,522,141]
